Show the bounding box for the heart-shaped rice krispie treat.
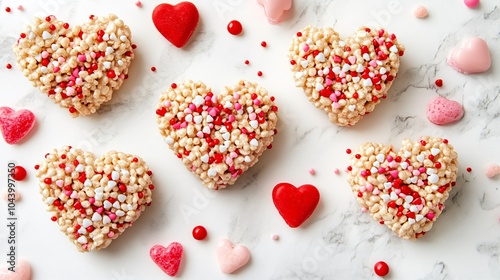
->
[13,14,134,116]
[347,137,458,239]
[35,146,154,252]
[156,80,278,190]
[289,26,405,126]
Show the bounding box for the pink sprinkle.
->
[42,51,49,58]
[205,96,211,101]
[109,213,117,221]
[17,5,23,11]
[58,57,65,63]
[413,170,421,176]
[90,52,97,59]
[56,180,64,187]
[230,152,238,158]
[89,197,95,204]
[225,157,233,165]
[172,123,181,130]
[378,167,385,173]
[65,167,73,173]
[333,102,340,109]
[361,207,368,213]
[464,0,480,9]
[329,94,337,102]
[303,44,310,52]
[66,87,75,96]
[233,93,240,99]
[318,70,323,76]
[97,207,104,214]
[76,78,83,85]
[249,113,257,120]
[426,212,435,220]
[67,80,75,87]
[309,168,316,175]
[369,60,378,67]
[234,103,242,110]
[53,67,60,73]
[387,155,393,162]
[253,99,261,106]
[241,127,248,134]
[209,108,218,117]
[366,184,373,192]
[419,167,426,173]
[333,168,340,174]
[119,74,125,79]
[196,131,204,138]
[360,186,366,192]
[373,188,380,195]
[361,170,367,177]
[414,5,428,18]
[232,173,239,178]
[180,122,187,128]
[108,232,115,238]
[326,79,333,86]
[339,72,346,78]
[78,54,86,62]
[188,104,196,111]
[65,190,71,196]
[417,180,424,186]
[271,234,279,241]
[228,115,235,122]
[164,100,171,107]
[486,164,500,178]
[389,170,399,178]
[348,56,356,64]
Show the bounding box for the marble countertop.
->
[1,0,499,279]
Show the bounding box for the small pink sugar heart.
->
[0,259,31,280]
[257,0,292,24]
[0,107,36,145]
[427,97,464,125]
[216,239,250,274]
[150,242,183,277]
[448,37,491,74]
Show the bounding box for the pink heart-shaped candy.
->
[448,37,491,74]
[150,242,183,277]
[0,259,31,280]
[257,0,292,24]
[427,97,464,125]
[0,107,36,145]
[216,239,250,274]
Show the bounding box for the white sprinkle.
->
[224,101,233,109]
[342,64,351,72]
[403,151,411,158]
[431,185,439,191]
[75,164,85,172]
[127,204,134,211]
[315,83,324,91]
[94,193,103,201]
[192,96,204,107]
[42,31,52,40]
[352,77,360,83]
[102,61,111,69]
[363,79,373,86]
[110,33,117,41]
[224,140,231,147]
[390,45,398,53]
[428,174,439,184]
[206,115,214,123]
[371,167,378,174]
[29,32,35,40]
[105,46,114,55]
[244,156,251,163]
[250,139,258,147]
[250,120,258,129]
[400,162,408,169]
[102,33,109,41]
[104,200,112,209]
[410,205,418,213]
[202,126,211,134]
[339,41,345,47]
[383,182,392,189]
[220,126,227,133]
[222,132,230,140]
[247,107,254,113]
[323,67,330,74]
[390,192,398,200]
[106,181,117,191]
[78,227,87,234]
[416,154,425,162]
[315,53,326,62]
[219,145,228,153]
[92,212,102,222]
[332,66,341,74]
[431,148,440,156]
[103,215,111,225]
[376,154,385,162]
[120,35,128,42]
[381,194,390,202]
[113,201,120,209]
[46,197,55,205]
[405,196,414,203]
[201,154,209,163]
[207,168,216,177]
[117,60,123,66]
[300,60,309,68]
[82,219,92,228]
[118,194,127,202]
[356,64,365,72]
[95,187,103,194]
[165,136,174,145]
[404,202,411,209]
[116,210,125,217]
[408,218,415,225]
[373,161,380,167]
[111,171,120,181]
[40,66,48,74]
[194,115,202,124]
[52,61,59,67]
[379,67,387,74]
[363,53,370,61]
[416,215,424,222]
[84,179,92,188]
[348,105,356,112]
[427,168,436,175]
[51,44,59,51]
[121,169,129,176]
[77,236,88,244]
[409,176,418,184]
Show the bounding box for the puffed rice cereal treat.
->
[157,80,278,190]
[347,137,458,239]
[35,146,154,252]
[289,26,404,126]
[13,14,134,117]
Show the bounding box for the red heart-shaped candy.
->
[272,183,320,228]
[150,242,183,276]
[0,107,36,145]
[152,2,199,48]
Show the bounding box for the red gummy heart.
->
[0,107,36,145]
[150,242,183,276]
[152,2,199,48]
[272,183,320,228]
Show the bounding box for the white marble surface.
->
[0,0,499,279]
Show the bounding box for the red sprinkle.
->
[261,41,267,47]
[6,63,12,69]
[51,216,57,222]
[227,20,243,35]
[244,60,250,65]
[192,225,207,240]
[435,79,443,87]
[374,261,389,277]
[11,166,27,181]
[346,149,352,154]
[171,83,177,89]
[257,71,263,77]
[151,66,156,72]
[5,7,11,12]
[466,167,472,172]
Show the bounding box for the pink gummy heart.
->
[150,242,183,276]
[0,259,31,280]
[216,239,250,274]
[0,107,36,144]
[257,0,292,24]
[152,2,199,48]
[427,97,464,125]
[448,37,491,74]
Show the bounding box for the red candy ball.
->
[192,225,207,240]
[374,261,389,277]
[227,20,242,36]
[11,166,27,181]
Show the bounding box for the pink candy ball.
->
[464,0,480,8]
